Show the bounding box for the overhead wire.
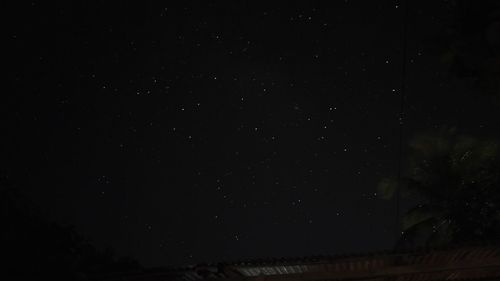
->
[395,0,410,246]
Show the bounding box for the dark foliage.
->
[441,0,500,98]
[379,129,500,249]
[1,175,142,280]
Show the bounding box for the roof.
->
[98,242,500,281]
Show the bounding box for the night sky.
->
[5,1,499,267]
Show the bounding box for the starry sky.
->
[5,0,499,267]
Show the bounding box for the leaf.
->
[402,205,444,231]
[399,216,438,247]
[377,178,398,200]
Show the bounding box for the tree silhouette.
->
[439,0,500,99]
[378,129,500,249]
[379,1,500,249]
[1,174,142,280]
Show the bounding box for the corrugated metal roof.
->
[237,264,310,277]
[98,242,500,281]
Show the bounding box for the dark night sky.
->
[4,1,499,267]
